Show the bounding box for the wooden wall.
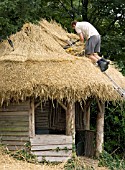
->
[35,100,66,134]
[75,102,84,130]
[0,101,30,150]
[0,99,86,161]
[35,100,84,135]
[30,135,72,162]
[35,101,50,134]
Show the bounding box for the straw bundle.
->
[0,19,125,104]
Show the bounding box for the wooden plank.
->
[0,101,30,112]
[31,144,72,151]
[35,123,49,126]
[1,141,28,146]
[0,116,29,121]
[30,135,72,145]
[0,132,29,136]
[0,136,29,141]
[66,102,75,146]
[0,111,29,116]
[29,99,35,138]
[31,150,72,157]
[0,126,29,131]
[37,156,70,162]
[5,145,26,151]
[96,100,105,157]
[0,121,29,126]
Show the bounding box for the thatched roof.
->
[0,19,125,104]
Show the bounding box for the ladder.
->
[104,72,125,99]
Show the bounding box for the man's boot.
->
[97,58,110,72]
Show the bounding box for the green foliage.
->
[116,61,125,75]
[98,150,125,170]
[88,0,125,62]
[9,149,37,163]
[104,102,125,158]
[1,0,125,63]
[90,100,125,160]
[64,156,94,170]
[2,142,37,163]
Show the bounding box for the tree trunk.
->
[29,98,35,137]
[81,0,88,21]
[83,98,92,130]
[66,101,75,147]
[95,100,105,157]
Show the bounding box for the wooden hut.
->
[0,20,125,162]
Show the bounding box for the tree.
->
[0,0,125,63]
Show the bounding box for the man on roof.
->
[71,20,109,72]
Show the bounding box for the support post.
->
[66,101,75,151]
[96,99,105,157]
[83,99,92,130]
[29,98,35,138]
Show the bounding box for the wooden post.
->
[83,99,92,130]
[66,101,75,147]
[29,98,35,138]
[95,99,105,157]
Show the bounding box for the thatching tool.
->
[63,39,79,49]
[104,72,125,98]
[7,36,14,51]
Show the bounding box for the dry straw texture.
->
[0,19,125,103]
[0,146,108,170]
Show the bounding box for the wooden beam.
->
[83,98,92,130]
[95,99,105,157]
[35,101,41,109]
[66,101,75,135]
[29,98,35,138]
[57,100,67,111]
[66,101,75,149]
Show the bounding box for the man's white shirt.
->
[75,22,100,40]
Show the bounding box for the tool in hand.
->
[63,39,79,49]
[7,36,14,51]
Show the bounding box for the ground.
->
[0,148,109,170]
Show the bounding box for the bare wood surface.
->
[0,111,29,116]
[30,135,72,145]
[66,102,75,136]
[57,100,67,110]
[29,98,35,137]
[35,101,49,130]
[0,132,29,136]
[84,99,92,130]
[4,145,26,151]
[0,121,29,126]
[0,127,29,132]
[84,130,95,157]
[0,101,30,111]
[31,150,72,156]
[2,141,28,146]
[1,136,29,141]
[31,144,72,151]
[37,156,70,162]
[96,100,105,157]
[0,116,29,121]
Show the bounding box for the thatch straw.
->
[0,19,125,103]
[0,146,64,170]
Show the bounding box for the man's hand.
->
[79,33,84,43]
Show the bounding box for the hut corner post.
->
[66,101,75,153]
[96,100,105,157]
[29,98,35,138]
[84,98,92,130]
